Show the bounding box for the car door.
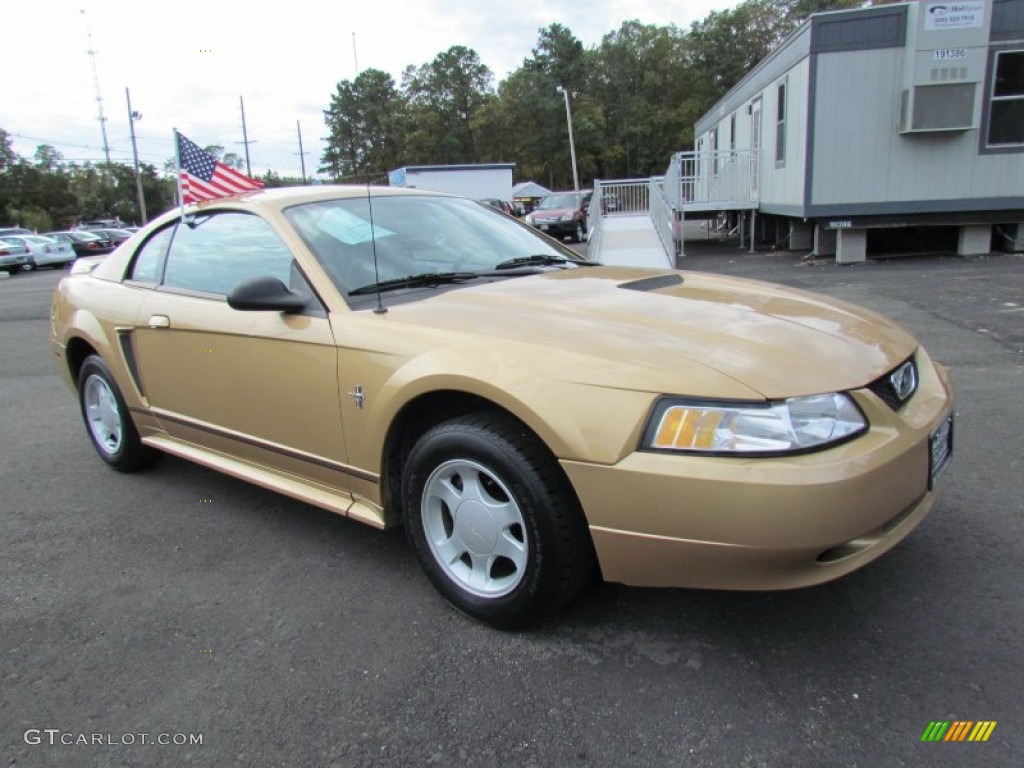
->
[128,211,351,491]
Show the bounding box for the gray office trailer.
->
[693,0,1024,261]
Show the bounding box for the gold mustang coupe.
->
[50,186,954,627]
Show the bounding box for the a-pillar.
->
[789,221,813,251]
[836,228,866,264]
[997,223,1024,253]
[958,224,992,255]
[813,225,837,258]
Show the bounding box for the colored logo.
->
[921,721,997,742]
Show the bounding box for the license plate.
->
[540,224,549,231]
[929,414,954,489]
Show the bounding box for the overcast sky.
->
[2,0,738,179]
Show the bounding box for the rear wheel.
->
[402,412,595,628]
[77,355,160,472]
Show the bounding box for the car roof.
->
[184,184,450,213]
[47,230,102,238]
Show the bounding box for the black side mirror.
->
[227,276,307,313]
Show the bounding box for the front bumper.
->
[561,359,953,590]
[530,219,577,237]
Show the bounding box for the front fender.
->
[343,339,659,474]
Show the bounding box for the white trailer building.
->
[689,0,1024,262]
[387,164,515,202]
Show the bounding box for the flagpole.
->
[173,127,185,222]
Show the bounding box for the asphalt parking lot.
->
[2,247,1022,767]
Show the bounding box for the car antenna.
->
[366,179,387,315]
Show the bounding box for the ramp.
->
[590,215,675,269]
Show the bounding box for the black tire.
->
[402,412,595,629]
[77,355,160,472]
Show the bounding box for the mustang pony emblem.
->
[890,361,917,403]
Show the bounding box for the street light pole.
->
[556,85,579,191]
[125,87,147,224]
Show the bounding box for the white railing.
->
[649,178,679,259]
[664,150,758,209]
[586,186,604,261]
[596,178,652,215]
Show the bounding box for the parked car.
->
[1,234,75,269]
[78,227,134,245]
[524,190,592,242]
[78,219,124,229]
[50,185,954,628]
[0,227,35,238]
[478,198,515,216]
[0,239,31,273]
[44,231,115,257]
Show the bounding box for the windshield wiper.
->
[493,254,595,270]
[349,271,484,296]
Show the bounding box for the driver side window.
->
[162,212,293,296]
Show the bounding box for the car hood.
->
[387,267,917,400]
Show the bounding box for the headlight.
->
[525,214,534,225]
[560,213,575,222]
[642,393,867,454]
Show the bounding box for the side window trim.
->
[124,221,178,286]
[128,210,327,318]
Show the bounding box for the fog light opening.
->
[817,536,879,564]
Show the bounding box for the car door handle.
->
[148,314,171,328]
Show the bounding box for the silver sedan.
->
[2,234,76,269]
[0,239,31,273]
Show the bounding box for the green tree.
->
[260,170,306,188]
[480,24,596,190]
[591,21,692,177]
[402,46,494,164]
[322,68,407,181]
[0,127,15,172]
[34,145,65,172]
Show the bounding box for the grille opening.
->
[867,357,918,411]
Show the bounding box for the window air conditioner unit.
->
[897,0,989,135]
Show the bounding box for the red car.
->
[524,191,592,243]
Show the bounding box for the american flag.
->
[176,131,263,204]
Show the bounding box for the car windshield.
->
[69,232,102,242]
[284,194,587,296]
[537,194,582,210]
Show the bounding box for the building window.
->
[730,113,737,155]
[775,81,787,166]
[710,127,719,174]
[988,50,1024,146]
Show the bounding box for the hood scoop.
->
[619,274,683,292]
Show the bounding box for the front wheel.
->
[77,355,160,472]
[402,412,595,628]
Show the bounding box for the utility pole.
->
[125,87,147,223]
[81,10,111,164]
[296,120,309,184]
[237,95,254,176]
